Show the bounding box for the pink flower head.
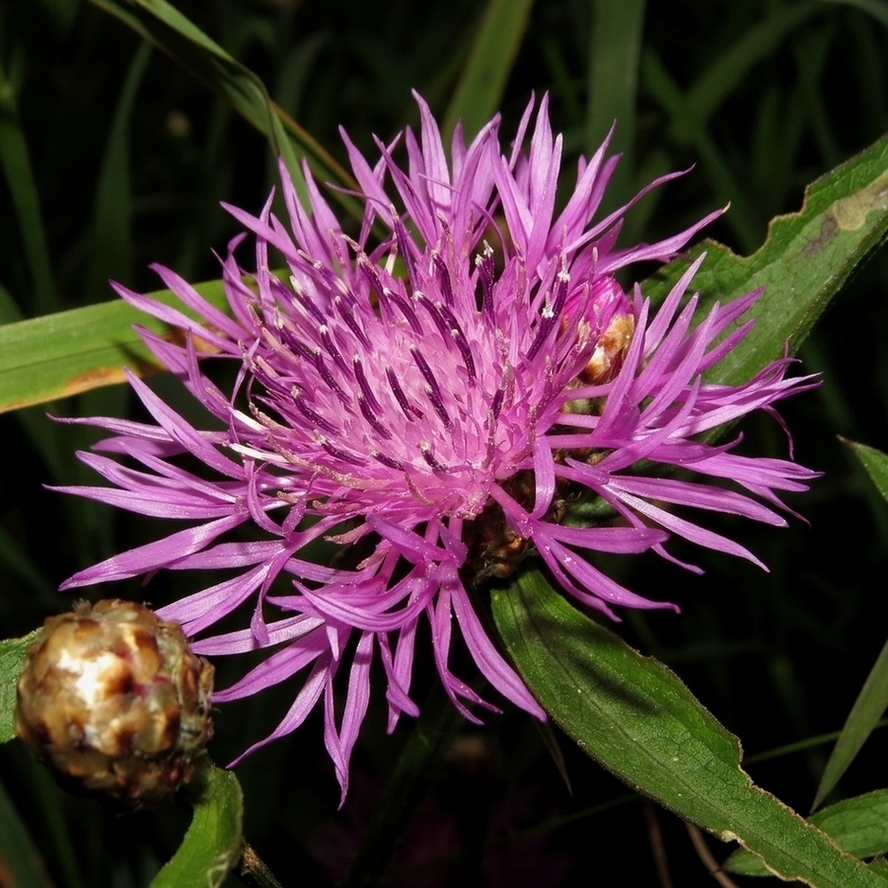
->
[57,93,818,801]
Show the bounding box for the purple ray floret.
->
[57,93,818,801]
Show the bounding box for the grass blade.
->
[442,0,535,140]
[0,59,57,315]
[0,278,229,413]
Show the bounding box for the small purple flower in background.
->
[57,93,818,800]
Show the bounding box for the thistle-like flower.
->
[58,94,818,799]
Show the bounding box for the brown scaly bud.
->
[15,599,214,805]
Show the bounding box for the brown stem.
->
[238,840,284,888]
[643,801,674,888]
[684,822,740,888]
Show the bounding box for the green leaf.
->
[442,0,535,141]
[813,631,888,810]
[844,439,888,505]
[0,631,38,744]
[0,278,228,413]
[726,790,888,877]
[492,570,888,886]
[0,58,57,315]
[643,130,888,386]
[151,758,244,888]
[641,5,819,250]
[86,41,151,301]
[670,5,818,144]
[813,439,888,812]
[585,0,645,214]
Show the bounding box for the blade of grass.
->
[0,56,57,315]
[811,441,888,807]
[672,3,818,143]
[844,439,888,503]
[86,41,151,301]
[813,635,888,810]
[0,277,230,413]
[442,0,535,141]
[641,52,762,251]
[585,0,645,215]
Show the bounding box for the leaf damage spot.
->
[62,366,137,398]
[830,172,888,231]
[801,216,838,258]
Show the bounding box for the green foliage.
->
[0,61,56,316]
[0,279,228,412]
[725,790,888,877]
[846,439,888,504]
[645,133,888,387]
[0,631,37,744]
[493,571,888,886]
[442,0,535,141]
[811,441,888,810]
[151,760,244,888]
[91,0,358,214]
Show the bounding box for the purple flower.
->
[57,93,818,800]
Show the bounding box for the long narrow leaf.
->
[727,790,888,876]
[845,439,888,504]
[813,636,888,810]
[86,41,151,300]
[0,279,229,413]
[644,131,888,386]
[442,0,535,141]
[0,62,57,315]
[811,440,888,809]
[492,570,888,886]
[585,0,645,213]
[673,4,818,142]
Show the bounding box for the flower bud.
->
[15,599,214,804]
